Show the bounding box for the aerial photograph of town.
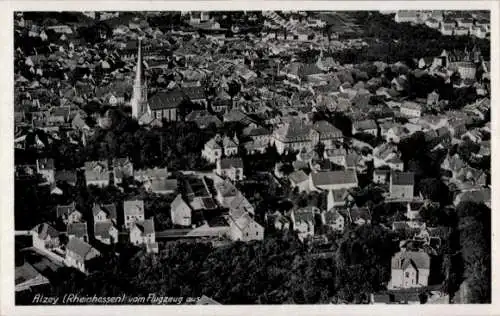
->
[13,10,490,305]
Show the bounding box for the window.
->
[405,272,410,278]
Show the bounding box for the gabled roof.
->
[148,89,186,110]
[182,86,206,100]
[55,170,77,183]
[15,262,49,288]
[56,202,77,218]
[311,170,358,186]
[149,178,178,192]
[171,194,191,212]
[215,179,239,198]
[94,221,115,239]
[391,171,415,186]
[66,237,99,261]
[349,207,371,222]
[123,200,145,217]
[133,218,155,236]
[289,170,308,184]
[37,158,54,170]
[293,207,316,223]
[32,223,59,240]
[219,158,243,169]
[353,119,377,130]
[67,222,88,238]
[391,251,430,270]
[134,167,168,180]
[92,203,117,220]
[274,121,311,143]
[313,120,342,139]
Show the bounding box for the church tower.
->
[131,38,148,119]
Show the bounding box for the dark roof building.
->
[148,89,186,110]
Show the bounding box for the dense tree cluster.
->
[18,223,400,304]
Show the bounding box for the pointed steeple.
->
[131,38,147,119]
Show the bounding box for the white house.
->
[64,238,100,273]
[400,101,422,118]
[94,221,119,245]
[216,158,244,182]
[388,251,430,289]
[56,202,83,225]
[202,134,239,163]
[170,194,192,227]
[123,200,145,229]
[129,218,157,252]
[290,207,317,241]
[228,212,264,242]
[31,223,60,250]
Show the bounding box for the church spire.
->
[131,37,146,119]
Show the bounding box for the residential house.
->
[228,212,264,242]
[373,169,390,184]
[310,170,358,191]
[170,194,192,227]
[386,158,404,172]
[56,202,82,224]
[440,23,455,36]
[349,206,372,226]
[373,143,401,169]
[216,158,244,181]
[312,120,343,149]
[134,167,169,183]
[388,251,430,289]
[425,18,440,29]
[395,11,419,23]
[36,158,55,184]
[64,238,100,273]
[67,222,89,242]
[123,200,145,229]
[94,221,119,245]
[112,158,134,184]
[386,125,410,143]
[321,209,344,232]
[352,119,378,136]
[390,172,415,199]
[400,101,422,118]
[31,223,60,250]
[84,160,110,187]
[129,218,158,253]
[440,153,467,179]
[290,207,317,241]
[427,91,440,107]
[242,125,271,145]
[267,211,290,231]
[323,190,345,231]
[144,178,178,194]
[273,121,313,155]
[92,203,117,224]
[324,147,348,167]
[289,170,310,193]
[215,179,255,216]
[202,134,239,163]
